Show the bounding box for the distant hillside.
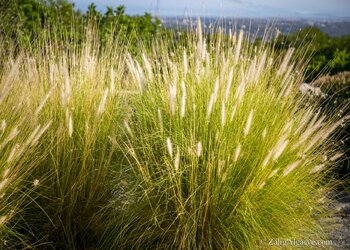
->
[161,17,350,37]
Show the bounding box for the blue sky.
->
[73,0,350,19]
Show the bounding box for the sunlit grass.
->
[100,21,348,249]
[0,19,347,249]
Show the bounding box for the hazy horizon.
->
[72,0,350,20]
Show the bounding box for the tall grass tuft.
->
[0,26,133,248]
[100,21,348,249]
[0,20,348,249]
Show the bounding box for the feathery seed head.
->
[180,81,186,118]
[255,50,267,82]
[234,143,241,162]
[7,127,20,143]
[303,117,348,153]
[127,53,143,91]
[35,88,54,114]
[247,56,257,83]
[235,81,245,105]
[244,110,254,136]
[169,84,177,116]
[174,147,180,171]
[262,151,272,169]
[230,105,237,122]
[268,169,279,179]
[221,102,226,126]
[213,78,219,99]
[0,215,8,226]
[26,125,41,146]
[234,30,244,64]
[166,137,173,158]
[310,164,326,174]
[283,160,301,176]
[329,153,343,162]
[207,95,215,119]
[31,121,52,146]
[258,182,266,190]
[7,143,21,163]
[272,139,289,161]
[278,47,295,76]
[196,17,202,42]
[135,61,145,89]
[207,79,219,119]
[225,67,234,101]
[124,120,133,137]
[68,113,73,138]
[197,141,202,157]
[97,88,109,116]
[33,179,40,186]
[142,53,153,79]
[128,145,137,158]
[262,128,268,140]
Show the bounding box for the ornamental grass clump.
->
[0,28,133,248]
[0,19,348,249]
[101,21,348,249]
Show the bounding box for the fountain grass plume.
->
[100,20,348,249]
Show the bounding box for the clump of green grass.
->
[100,21,349,249]
[0,28,134,248]
[0,20,348,249]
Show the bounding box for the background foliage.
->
[0,0,164,51]
[275,27,350,81]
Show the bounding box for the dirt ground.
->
[327,191,350,249]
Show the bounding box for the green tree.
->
[0,0,166,54]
